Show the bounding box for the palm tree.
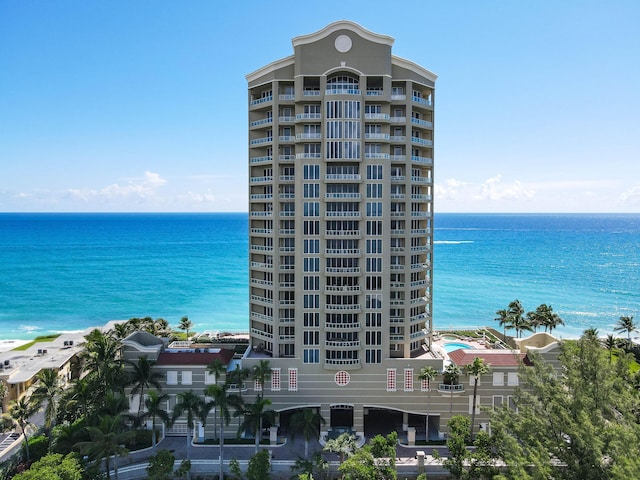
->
[32,368,63,434]
[178,316,193,341]
[127,356,163,418]
[78,414,134,480]
[508,300,532,338]
[173,390,206,477]
[112,322,132,340]
[494,308,513,340]
[603,334,618,363]
[205,383,236,480]
[533,304,564,334]
[323,432,357,464]
[206,359,227,439]
[443,363,461,413]
[237,396,274,454]
[143,390,170,452]
[9,397,38,461]
[81,329,124,393]
[251,360,272,400]
[615,315,637,346]
[418,366,438,440]
[289,408,326,458]
[465,357,490,441]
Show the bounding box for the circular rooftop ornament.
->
[334,34,352,53]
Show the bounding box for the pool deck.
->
[413,330,503,361]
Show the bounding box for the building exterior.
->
[246,20,437,438]
[247,20,435,366]
[118,21,562,445]
[0,332,85,414]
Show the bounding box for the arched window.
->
[326,75,360,94]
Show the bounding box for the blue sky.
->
[1,1,638,213]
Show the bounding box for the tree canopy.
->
[490,332,640,479]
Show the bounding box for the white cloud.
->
[475,175,535,201]
[618,185,640,206]
[68,171,167,201]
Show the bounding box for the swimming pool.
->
[443,342,472,352]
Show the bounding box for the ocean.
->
[0,213,638,341]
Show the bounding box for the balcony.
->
[279,193,295,200]
[391,176,406,182]
[438,384,464,393]
[364,133,389,140]
[366,89,384,96]
[325,285,361,293]
[250,278,273,287]
[250,176,273,184]
[411,245,430,252]
[325,211,361,218]
[325,192,361,200]
[390,211,405,217]
[325,230,361,237]
[411,156,433,166]
[390,155,406,162]
[250,261,272,270]
[411,137,433,146]
[326,88,361,95]
[325,339,361,348]
[325,267,361,274]
[251,328,273,339]
[325,321,361,331]
[250,193,273,201]
[279,136,295,143]
[391,94,406,101]
[325,304,361,312]
[250,245,274,253]
[389,135,406,142]
[389,116,406,123]
[325,248,361,256]
[250,136,273,145]
[278,94,295,101]
[364,153,389,159]
[296,133,322,140]
[325,174,362,182]
[411,176,432,185]
[411,194,432,201]
[390,229,405,235]
[296,113,321,120]
[250,312,273,323]
[250,295,273,305]
[279,116,295,123]
[364,113,389,120]
[303,90,321,96]
[250,96,273,106]
[250,228,273,235]
[249,211,273,218]
[279,175,295,182]
[250,155,273,165]
[250,117,273,127]
[279,155,296,162]
[296,153,322,159]
[411,211,432,218]
[411,313,428,322]
[412,96,433,107]
[411,118,433,128]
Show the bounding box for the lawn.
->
[12,334,60,351]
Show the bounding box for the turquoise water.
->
[0,213,638,340]
[443,342,472,352]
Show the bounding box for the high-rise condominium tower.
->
[246,21,437,434]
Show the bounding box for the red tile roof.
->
[448,349,532,368]
[156,349,234,366]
